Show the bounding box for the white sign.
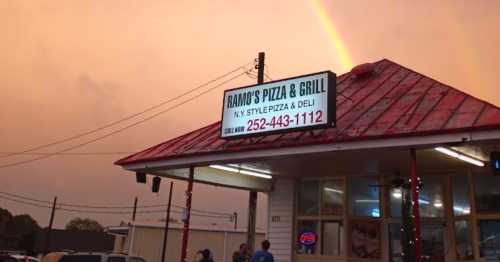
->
[221,71,336,138]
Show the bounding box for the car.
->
[0,254,39,262]
[58,253,145,262]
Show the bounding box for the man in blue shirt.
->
[251,240,274,262]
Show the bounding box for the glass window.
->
[321,221,343,256]
[452,175,471,215]
[348,177,380,217]
[390,178,444,217]
[421,224,445,262]
[479,220,500,260]
[455,220,473,260]
[297,220,318,255]
[61,256,101,262]
[130,258,146,262]
[474,175,500,213]
[322,180,344,215]
[298,180,319,215]
[389,224,403,262]
[351,220,381,259]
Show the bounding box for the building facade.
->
[116,59,500,262]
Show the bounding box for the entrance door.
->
[389,223,447,262]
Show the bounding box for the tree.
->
[0,209,40,253]
[65,217,104,232]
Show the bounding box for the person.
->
[250,240,274,262]
[196,249,214,262]
[233,243,250,262]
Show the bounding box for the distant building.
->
[34,228,114,255]
[107,222,265,262]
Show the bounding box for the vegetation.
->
[65,217,104,232]
[0,207,41,254]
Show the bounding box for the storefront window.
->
[479,220,500,260]
[452,175,471,216]
[350,220,381,259]
[348,177,380,217]
[474,175,500,213]
[322,180,344,215]
[454,220,473,260]
[421,224,445,262]
[389,224,403,262]
[391,178,444,217]
[321,221,343,256]
[297,220,318,255]
[298,180,319,215]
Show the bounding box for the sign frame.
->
[220,70,336,139]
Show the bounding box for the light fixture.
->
[323,187,343,194]
[209,164,272,179]
[435,147,484,167]
[433,201,443,208]
[227,164,272,175]
[392,189,402,199]
[355,199,379,203]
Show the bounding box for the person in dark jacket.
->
[250,240,274,262]
[233,243,250,262]
[196,249,214,262]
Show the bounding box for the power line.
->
[0,61,255,160]
[0,191,233,217]
[0,70,250,169]
[0,152,135,156]
[0,195,231,219]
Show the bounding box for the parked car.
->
[0,254,39,262]
[58,253,145,262]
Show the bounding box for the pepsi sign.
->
[299,231,317,246]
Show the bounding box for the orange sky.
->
[1,0,500,228]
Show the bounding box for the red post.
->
[180,167,194,262]
[410,149,422,262]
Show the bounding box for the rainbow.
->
[311,0,354,71]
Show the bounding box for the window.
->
[322,221,343,256]
[130,258,146,262]
[351,220,381,259]
[389,224,403,262]
[322,180,344,215]
[452,175,471,215]
[298,180,319,215]
[479,220,500,260]
[421,224,445,262]
[297,220,319,255]
[348,177,380,217]
[455,220,473,260]
[390,178,444,217]
[474,175,500,213]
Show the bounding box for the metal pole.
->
[256,52,265,84]
[132,197,138,221]
[161,182,174,262]
[410,149,422,262]
[44,196,57,254]
[180,167,194,262]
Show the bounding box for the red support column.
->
[410,149,422,262]
[180,167,194,262]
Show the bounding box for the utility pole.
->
[44,196,57,255]
[180,167,194,262]
[132,197,138,221]
[247,52,265,254]
[161,182,174,262]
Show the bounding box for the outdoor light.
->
[435,147,484,167]
[136,172,147,183]
[392,189,402,198]
[152,176,161,193]
[209,164,272,179]
[433,201,443,208]
[323,187,343,194]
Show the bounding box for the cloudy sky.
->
[1,0,500,229]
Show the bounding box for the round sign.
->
[298,231,317,246]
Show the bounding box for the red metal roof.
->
[116,59,500,166]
